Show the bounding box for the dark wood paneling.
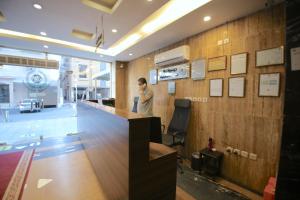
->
[276,1,300,199]
[78,102,129,200]
[77,101,177,200]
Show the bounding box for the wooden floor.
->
[21,148,195,200]
[19,138,261,200]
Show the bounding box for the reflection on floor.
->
[0,104,77,144]
[0,136,262,200]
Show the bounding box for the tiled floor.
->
[0,104,77,145]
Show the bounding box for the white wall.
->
[0,65,59,107]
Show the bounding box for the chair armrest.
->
[171,131,184,136]
[161,124,166,134]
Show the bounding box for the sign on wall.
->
[149,69,158,85]
[259,73,280,97]
[208,56,227,71]
[158,63,190,81]
[191,59,206,80]
[168,81,176,94]
[209,79,223,97]
[24,70,49,92]
[291,47,300,71]
[229,77,245,97]
[231,53,248,75]
[256,46,284,67]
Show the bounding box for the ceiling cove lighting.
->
[0,28,109,55]
[109,0,211,55]
[0,0,211,57]
[108,33,141,55]
[33,3,43,10]
[203,16,211,22]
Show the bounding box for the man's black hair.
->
[138,77,147,85]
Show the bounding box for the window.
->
[0,84,10,103]
[78,64,88,79]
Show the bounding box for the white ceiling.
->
[0,0,283,62]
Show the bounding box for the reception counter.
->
[77,101,177,200]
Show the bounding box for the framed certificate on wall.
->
[256,46,284,67]
[191,59,206,80]
[230,53,248,75]
[209,79,223,97]
[208,56,227,71]
[229,77,245,97]
[259,73,281,97]
[168,81,176,94]
[149,69,157,85]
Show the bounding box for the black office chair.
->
[165,99,191,173]
[150,117,163,144]
[132,96,139,113]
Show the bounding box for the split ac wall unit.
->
[154,45,190,67]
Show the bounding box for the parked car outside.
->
[19,99,43,113]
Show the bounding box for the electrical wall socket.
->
[223,38,230,44]
[233,149,241,155]
[241,151,248,158]
[217,40,223,45]
[226,146,233,153]
[249,153,257,160]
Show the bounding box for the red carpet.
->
[0,149,34,200]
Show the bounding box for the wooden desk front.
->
[77,101,177,200]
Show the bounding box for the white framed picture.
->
[149,69,157,85]
[229,77,245,97]
[209,79,223,97]
[259,73,280,97]
[256,46,284,67]
[168,81,176,94]
[191,59,206,80]
[231,53,247,75]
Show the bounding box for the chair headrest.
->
[174,99,191,108]
[134,96,139,102]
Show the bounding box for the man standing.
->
[137,77,153,116]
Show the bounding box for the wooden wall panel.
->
[123,4,285,193]
[115,61,128,109]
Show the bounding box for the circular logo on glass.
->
[25,70,49,92]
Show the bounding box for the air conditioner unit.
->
[154,45,190,67]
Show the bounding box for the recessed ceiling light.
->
[109,0,210,55]
[147,0,153,2]
[129,53,133,56]
[203,16,211,22]
[33,3,43,10]
[43,45,48,49]
[40,32,47,36]
[112,29,118,33]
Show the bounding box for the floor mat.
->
[0,149,34,200]
[177,166,250,200]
